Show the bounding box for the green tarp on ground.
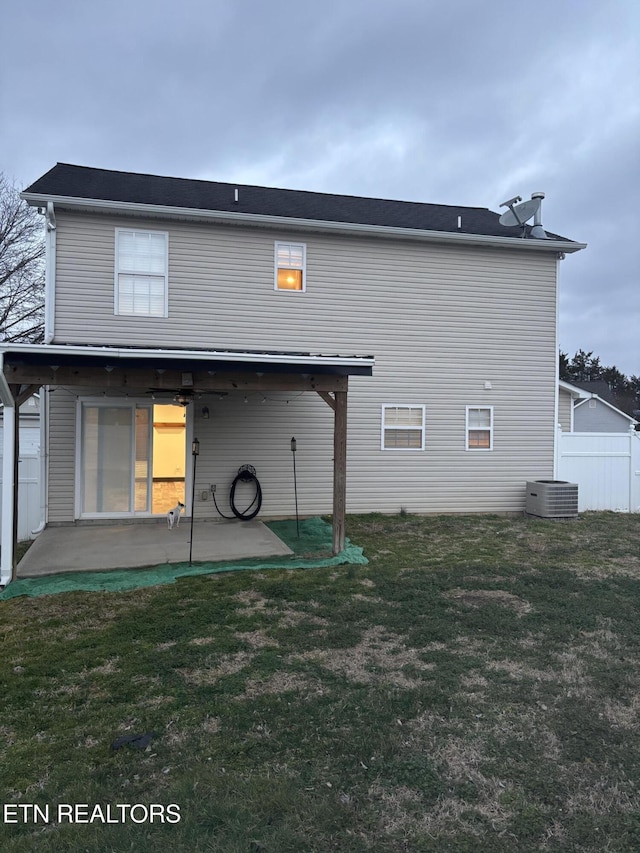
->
[0,518,367,600]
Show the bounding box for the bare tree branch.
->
[0,173,45,343]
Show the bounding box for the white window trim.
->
[114,228,169,317]
[274,241,306,292]
[381,404,426,451]
[466,405,494,451]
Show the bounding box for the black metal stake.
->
[291,436,299,537]
[189,437,200,565]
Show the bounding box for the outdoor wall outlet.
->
[201,490,209,501]
[210,484,216,494]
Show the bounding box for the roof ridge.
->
[52,162,489,213]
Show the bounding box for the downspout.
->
[553,253,562,478]
[31,388,48,536]
[44,202,56,344]
[629,424,637,513]
[28,200,56,533]
[0,353,16,586]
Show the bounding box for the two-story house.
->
[0,163,585,584]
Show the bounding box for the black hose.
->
[213,465,263,521]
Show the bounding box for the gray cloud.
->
[2,0,638,374]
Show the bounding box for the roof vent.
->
[529,192,548,239]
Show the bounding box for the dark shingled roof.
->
[24,162,575,243]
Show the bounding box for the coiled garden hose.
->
[212,465,263,521]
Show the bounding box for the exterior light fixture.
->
[202,406,210,419]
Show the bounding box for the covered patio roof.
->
[0,342,374,376]
[0,343,374,587]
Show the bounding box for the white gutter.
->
[559,379,589,399]
[0,342,374,370]
[554,256,560,478]
[21,192,587,255]
[0,353,15,586]
[44,202,56,343]
[0,353,14,408]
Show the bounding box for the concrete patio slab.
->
[17,520,293,578]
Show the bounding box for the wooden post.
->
[8,385,39,582]
[332,390,347,555]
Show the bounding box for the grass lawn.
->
[1,512,640,852]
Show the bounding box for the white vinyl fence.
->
[0,454,43,541]
[557,429,640,513]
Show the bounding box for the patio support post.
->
[12,399,20,581]
[1,398,15,586]
[332,390,347,555]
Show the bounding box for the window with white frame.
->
[275,241,306,291]
[466,406,493,450]
[381,405,426,450]
[115,229,168,317]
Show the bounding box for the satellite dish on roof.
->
[499,197,540,227]
[499,192,549,238]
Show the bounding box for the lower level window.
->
[466,406,493,450]
[382,405,426,450]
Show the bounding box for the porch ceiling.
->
[0,343,374,394]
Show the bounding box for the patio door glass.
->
[81,403,152,515]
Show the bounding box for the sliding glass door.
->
[79,401,186,518]
[80,403,151,516]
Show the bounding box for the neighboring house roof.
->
[568,380,620,407]
[0,394,40,420]
[562,380,638,427]
[574,395,638,426]
[559,380,589,400]
[22,163,584,251]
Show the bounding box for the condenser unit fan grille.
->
[525,480,579,518]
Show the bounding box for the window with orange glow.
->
[277,268,303,290]
[275,242,306,291]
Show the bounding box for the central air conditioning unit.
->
[525,480,579,519]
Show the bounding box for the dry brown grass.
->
[291,626,435,688]
[239,671,326,700]
[446,588,532,615]
[178,650,254,685]
[234,629,279,648]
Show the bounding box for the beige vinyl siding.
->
[47,210,559,519]
[47,387,78,522]
[558,387,574,432]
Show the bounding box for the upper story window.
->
[115,229,168,317]
[381,405,426,450]
[466,406,493,450]
[275,241,306,291]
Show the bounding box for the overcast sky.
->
[1,0,638,376]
